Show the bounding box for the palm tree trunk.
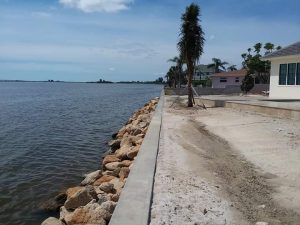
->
[187,61,193,107]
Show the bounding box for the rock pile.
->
[41,98,159,225]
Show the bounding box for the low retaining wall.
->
[109,91,164,225]
[196,98,300,121]
[225,101,300,121]
[165,84,269,96]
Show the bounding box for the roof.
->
[262,41,300,60]
[211,69,247,77]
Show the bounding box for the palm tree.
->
[264,42,274,54]
[178,3,205,107]
[227,65,237,71]
[207,58,228,73]
[165,66,178,88]
[168,56,184,87]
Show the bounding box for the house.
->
[262,41,300,99]
[211,69,247,88]
[194,64,215,81]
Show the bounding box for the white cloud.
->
[59,0,133,13]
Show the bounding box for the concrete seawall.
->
[109,91,164,225]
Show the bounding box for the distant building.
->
[194,64,216,81]
[262,41,300,99]
[211,69,247,88]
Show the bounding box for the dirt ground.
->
[150,96,300,225]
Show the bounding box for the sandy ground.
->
[150,96,300,225]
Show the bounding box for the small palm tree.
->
[178,3,205,107]
[227,65,237,71]
[168,56,184,87]
[207,58,228,73]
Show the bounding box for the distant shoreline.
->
[0,80,164,85]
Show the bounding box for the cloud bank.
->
[59,0,133,13]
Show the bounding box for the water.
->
[0,82,162,225]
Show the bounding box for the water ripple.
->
[0,82,161,225]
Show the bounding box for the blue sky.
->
[0,0,299,82]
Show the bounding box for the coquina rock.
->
[64,186,97,210]
[108,139,121,151]
[99,182,115,193]
[109,178,124,194]
[59,206,72,221]
[100,201,116,214]
[93,175,115,186]
[41,217,65,225]
[104,161,122,171]
[40,192,67,212]
[126,146,140,159]
[102,155,120,166]
[119,167,130,181]
[64,202,110,225]
[80,170,102,186]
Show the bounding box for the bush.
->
[241,74,254,93]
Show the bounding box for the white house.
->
[211,69,247,88]
[262,41,300,99]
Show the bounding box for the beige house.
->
[211,69,247,88]
[262,41,300,99]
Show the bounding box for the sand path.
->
[150,96,300,225]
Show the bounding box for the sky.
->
[0,0,299,82]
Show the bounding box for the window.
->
[235,77,239,83]
[279,64,287,85]
[220,77,227,83]
[287,63,296,85]
[279,63,300,85]
[297,63,300,85]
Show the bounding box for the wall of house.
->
[269,56,300,99]
[212,76,243,88]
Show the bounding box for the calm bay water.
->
[0,82,162,225]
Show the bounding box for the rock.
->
[126,146,139,159]
[105,161,122,171]
[41,217,64,225]
[94,175,115,186]
[99,182,115,193]
[135,138,144,145]
[137,114,150,123]
[138,121,148,129]
[98,194,109,205]
[64,202,109,225]
[103,155,120,166]
[108,139,121,151]
[120,136,134,148]
[111,193,120,202]
[100,201,116,214]
[80,170,102,186]
[40,192,67,212]
[109,178,125,193]
[115,146,132,159]
[66,187,84,198]
[120,160,132,167]
[119,167,130,181]
[102,168,121,177]
[255,223,269,225]
[59,206,72,221]
[111,132,118,139]
[64,186,97,210]
[117,126,126,139]
[132,127,143,136]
